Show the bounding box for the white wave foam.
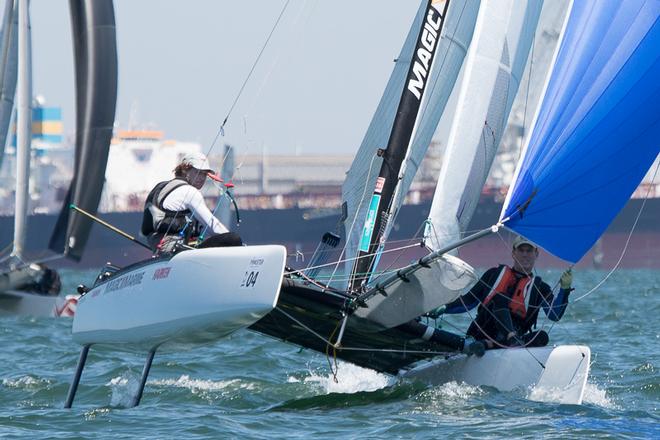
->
[434,381,482,400]
[107,374,140,407]
[2,375,49,389]
[411,381,483,415]
[107,374,257,405]
[150,375,255,392]
[83,408,110,420]
[301,362,393,394]
[528,381,616,408]
[581,382,616,409]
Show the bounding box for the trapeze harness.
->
[482,265,535,319]
[141,179,201,242]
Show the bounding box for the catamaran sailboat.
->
[65,0,659,407]
[0,0,118,317]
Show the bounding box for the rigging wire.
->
[571,157,660,304]
[286,241,420,277]
[156,1,292,247]
[273,306,455,357]
[350,0,470,287]
[327,153,378,288]
[366,219,430,287]
[210,0,291,152]
[227,1,315,184]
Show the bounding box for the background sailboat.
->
[0,0,118,317]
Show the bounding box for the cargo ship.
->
[1,122,658,270]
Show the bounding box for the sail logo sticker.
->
[105,271,145,293]
[359,194,381,252]
[407,2,444,100]
[153,267,171,280]
[375,177,385,194]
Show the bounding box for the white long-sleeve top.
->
[162,184,229,235]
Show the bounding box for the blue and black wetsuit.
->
[444,266,571,346]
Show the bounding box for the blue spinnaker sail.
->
[500,0,660,263]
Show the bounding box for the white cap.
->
[181,152,214,173]
[512,235,538,250]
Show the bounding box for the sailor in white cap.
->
[427,235,573,350]
[141,152,242,252]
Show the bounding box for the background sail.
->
[0,0,17,169]
[218,144,235,230]
[500,0,660,263]
[340,0,479,288]
[49,0,118,261]
[425,0,543,252]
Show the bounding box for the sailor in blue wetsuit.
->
[430,236,573,349]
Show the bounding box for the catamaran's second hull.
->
[400,345,591,404]
[72,245,287,350]
[0,289,76,317]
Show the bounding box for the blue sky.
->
[30,0,420,156]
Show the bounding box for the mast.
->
[349,0,449,291]
[0,0,18,169]
[11,0,31,260]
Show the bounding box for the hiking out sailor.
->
[141,152,242,252]
[428,235,573,349]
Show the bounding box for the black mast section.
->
[350,0,449,291]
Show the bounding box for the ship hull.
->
[2,197,659,269]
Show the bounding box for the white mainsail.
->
[425,0,543,252]
[340,0,480,288]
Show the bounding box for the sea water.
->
[0,268,657,439]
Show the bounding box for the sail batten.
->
[501,0,660,263]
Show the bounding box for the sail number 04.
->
[241,271,260,288]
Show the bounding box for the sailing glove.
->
[560,269,572,290]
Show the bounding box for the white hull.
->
[400,345,591,404]
[73,245,287,350]
[0,290,76,318]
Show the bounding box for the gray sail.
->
[49,0,118,260]
[0,0,17,169]
[217,144,235,229]
[340,0,480,289]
